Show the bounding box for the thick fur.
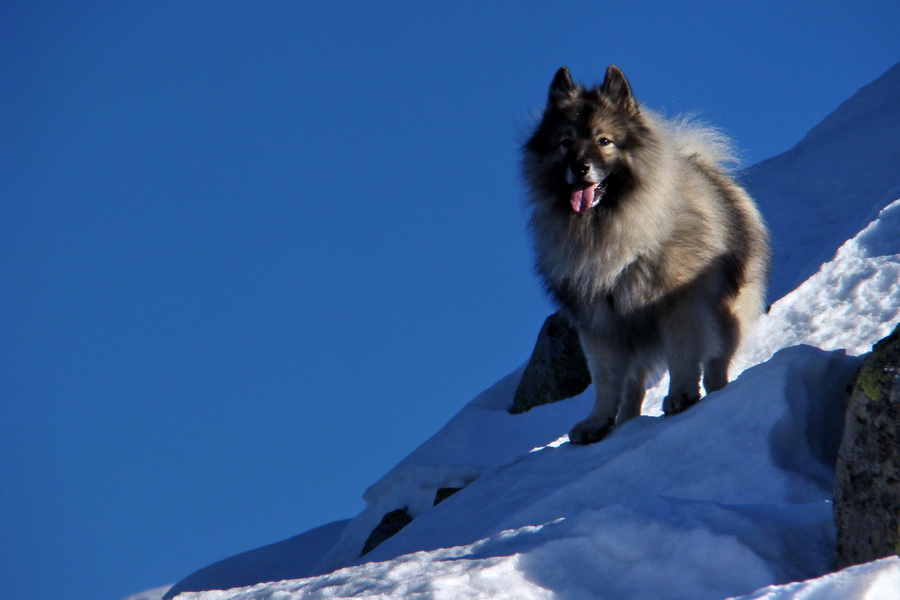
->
[523,66,770,444]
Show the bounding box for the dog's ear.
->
[549,67,575,103]
[601,65,636,113]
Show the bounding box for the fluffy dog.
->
[523,65,770,444]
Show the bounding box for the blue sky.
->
[1,2,897,599]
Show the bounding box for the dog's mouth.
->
[569,179,608,213]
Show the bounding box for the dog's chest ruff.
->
[543,234,662,326]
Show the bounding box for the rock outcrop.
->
[510,312,591,414]
[360,508,413,557]
[834,323,900,568]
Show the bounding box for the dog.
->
[522,65,770,444]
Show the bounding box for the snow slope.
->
[731,557,900,600]
[163,520,349,598]
[151,63,900,600]
[170,198,900,600]
[741,61,900,300]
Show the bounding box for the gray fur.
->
[523,65,770,444]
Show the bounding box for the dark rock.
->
[510,312,591,414]
[360,508,413,557]
[434,487,463,506]
[834,323,900,568]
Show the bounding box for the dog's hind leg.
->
[703,307,740,394]
[702,357,729,394]
[660,306,704,416]
[616,362,650,424]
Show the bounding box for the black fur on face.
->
[523,66,651,213]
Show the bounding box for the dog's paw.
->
[663,392,701,416]
[568,417,614,445]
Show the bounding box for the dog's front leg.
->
[569,331,627,445]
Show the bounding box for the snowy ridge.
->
[741,62,900,301]
[741,198,900,365]
[123,586,173,600]
[149,64,900,600]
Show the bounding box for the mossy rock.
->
[834,322,900,568]
[855,325,900,401]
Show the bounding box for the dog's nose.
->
[571,161,590,177]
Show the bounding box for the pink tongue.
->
[570,185,595,213]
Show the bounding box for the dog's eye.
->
[597,136,613,147]
[558,138,573,150]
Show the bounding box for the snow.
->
[164,520,350,599]
[742,198,900,363]
[134,63,900,600]
[230,344,855,600]
[123,585,172,600]
[728,557,900,600]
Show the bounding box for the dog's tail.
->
[669,115,741,171]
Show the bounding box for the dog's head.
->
[524,65,648,213]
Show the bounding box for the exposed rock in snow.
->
[510,311,590,414]
[835,323,900,568]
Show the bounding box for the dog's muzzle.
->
[567,162,608,212]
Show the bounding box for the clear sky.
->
[1,2,897,599]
